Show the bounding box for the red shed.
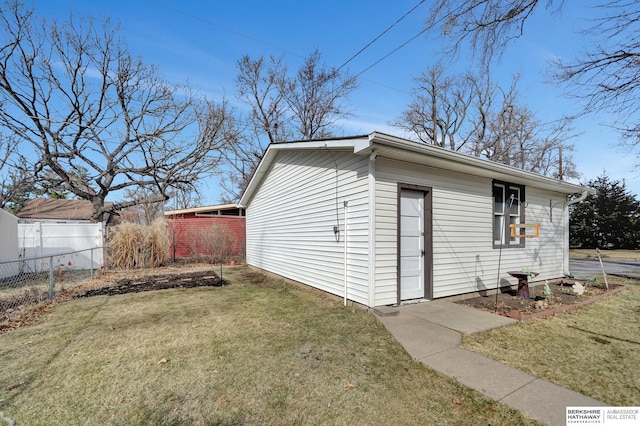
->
[165,204,246,260]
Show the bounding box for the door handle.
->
[421,250,425,257]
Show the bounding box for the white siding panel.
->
[374,158,570,304]
[0,209,19,279]
[246,150,370,305]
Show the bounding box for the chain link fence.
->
[0,247,104,321]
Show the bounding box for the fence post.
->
[90,248,94,279]
[48,255,54,301]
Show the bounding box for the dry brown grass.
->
[144,219,170,266]
[107,219,169,268]
[570,249,640,260]
[463,276,639,406]
[0,265,539,425]
[186,223,239,262]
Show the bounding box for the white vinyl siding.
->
[243,138,576,308]
[519,188,567,279]
[245,150,370,305]
[374,158,569,303]
[0,209,19,279]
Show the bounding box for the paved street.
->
[569,258,640,278]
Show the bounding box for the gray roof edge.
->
[239,131,588,207]
[369,131,587,194]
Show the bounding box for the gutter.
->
[368,131,586,194]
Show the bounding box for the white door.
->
[400,189,424,300]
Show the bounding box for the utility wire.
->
[152,0,471,89]
[152,0,419,94]
[353,27,429,79]
[337,0,427,71]
[349,0,475,79]
[152,1,306,60]
[151,1,436,101]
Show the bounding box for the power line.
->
[151,1,421,95]
[348,0,475,80]
[152,1,306,60]
[354,27,429,80]
[337,0,427,71]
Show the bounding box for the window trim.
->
[492,180,525,249]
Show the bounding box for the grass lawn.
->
[570,249,640,261]
[0,266,538,425]
[463,276,640,406]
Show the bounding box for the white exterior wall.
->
[246,150,371,305]
[374,158,569,305]
[521,188,567,278]
[0,209,19,279]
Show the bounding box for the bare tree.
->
[467,68,496,155]
[122,187,166,225]
[391,63,474,150]
[0,1,229,221]
[394,64,577,178]
[427,0,560,63]
[552,1,640,142]
[0,133,35,211]
[166,183,203,210]
[222,50,357,201]
[481,78,579,180]
[475,76,529,165]
[220,55,290,203]
[281,49,358,140]
[235,55,291,152]
[426,0,640,146]
[481,102,578,179]
[0,133,89,211]
[533,119,578,179]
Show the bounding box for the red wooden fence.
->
[167,216,246,260]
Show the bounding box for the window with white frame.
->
[493,181,525,248]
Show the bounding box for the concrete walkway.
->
[374,301,604,426]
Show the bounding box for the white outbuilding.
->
[239,131,588,308]
[0,208,19,279]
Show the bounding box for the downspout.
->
[344,201,349,306]
[563,190,590,276]
[567,190,589,206]
[368,152,377,308]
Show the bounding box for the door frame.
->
[396,183,433,303]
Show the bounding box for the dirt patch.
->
[74,270,226,298]
[456,279,625,320]
[1,264,228,334]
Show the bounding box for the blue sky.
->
[33,0,640,204]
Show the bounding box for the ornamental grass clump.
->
[108,219,170,269]
[144,219,170,267]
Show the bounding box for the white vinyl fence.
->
[18,223,104,271]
